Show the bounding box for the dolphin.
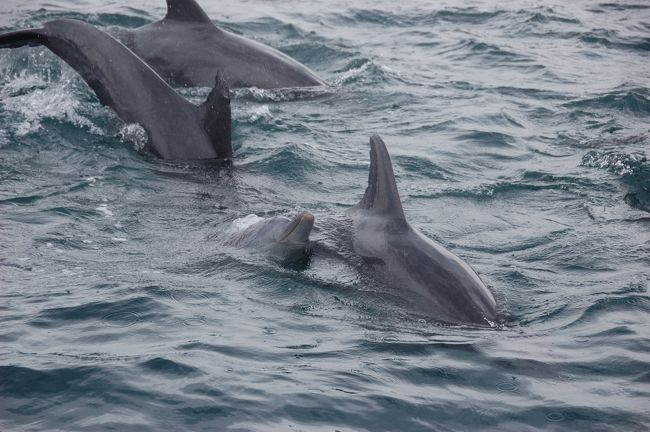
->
[0,19,232,160]
[225,211,315,256]
[118,0,327,89]
[345,135,497,325]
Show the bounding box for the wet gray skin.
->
[225,211,315,255]
[0,19,232,160]
[118,0,327,89]
[346,135,497,325]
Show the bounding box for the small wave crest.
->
[564,89,650,117]
[242,144,321,178]
[118,123,148,152]
[333,58,397,86]
[581,150,646,176]
[233,86,335,102]
[435,39,541,72]
[235,104,273,123]
[340,8,503,27]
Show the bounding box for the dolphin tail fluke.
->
[0,28,47,49]
[200,71,232,159]
[356,135,405,218]
[165,0,211,23]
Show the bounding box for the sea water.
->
[0,1,649,430]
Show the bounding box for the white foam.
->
[0,73,48,95]
[1,76,104,136]
[118,123,148,152]
[333,61,372,86]
[228,214,264,233]
[95,204,113,218]
[13,121,39,137]
[581,150,645,176]
[232,86,333,102]
[237,104,273,122]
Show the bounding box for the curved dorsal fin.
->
[200,71,232,158]
[165,0,211,23]
[357,135,405,218]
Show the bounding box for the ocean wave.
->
[598,2,650,10]
[9,9,151,30]
[139,357,203,377]
[28,296,164,329]
[332,58,396,86]
[336,8,503,27]
[436,38,539,67]
[578,29,650,52]
[455,130,517,148]
[581,150,646,176]
[563,88,650,116]
[233,85,336,102]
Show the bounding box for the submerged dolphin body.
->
[0,19,231,160]
[346,136,497,325]
[225,211,315,255]
[118,0,327,89]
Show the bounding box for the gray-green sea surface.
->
[1,0,649,431]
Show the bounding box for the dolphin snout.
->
[279,211,315,244]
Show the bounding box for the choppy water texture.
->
[1,0,649,431]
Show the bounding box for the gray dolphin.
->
[0,19,231,160]
[118,0,327,89]
[346,135,497,325]
[225,211,315,256]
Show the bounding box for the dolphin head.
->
[225,211,315,257]
[264,210,315,269]
[276,211,315,246]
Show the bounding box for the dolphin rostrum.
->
[118,0,327,89]
[0,19,232,160]
[347,135,497,325]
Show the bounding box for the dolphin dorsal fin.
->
[200,72,232,158]
[357,135,405,218]
[165,0,212,23]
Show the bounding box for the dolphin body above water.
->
[343,136,497,325]
[118,0,327,89]
[0,19,232,160]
